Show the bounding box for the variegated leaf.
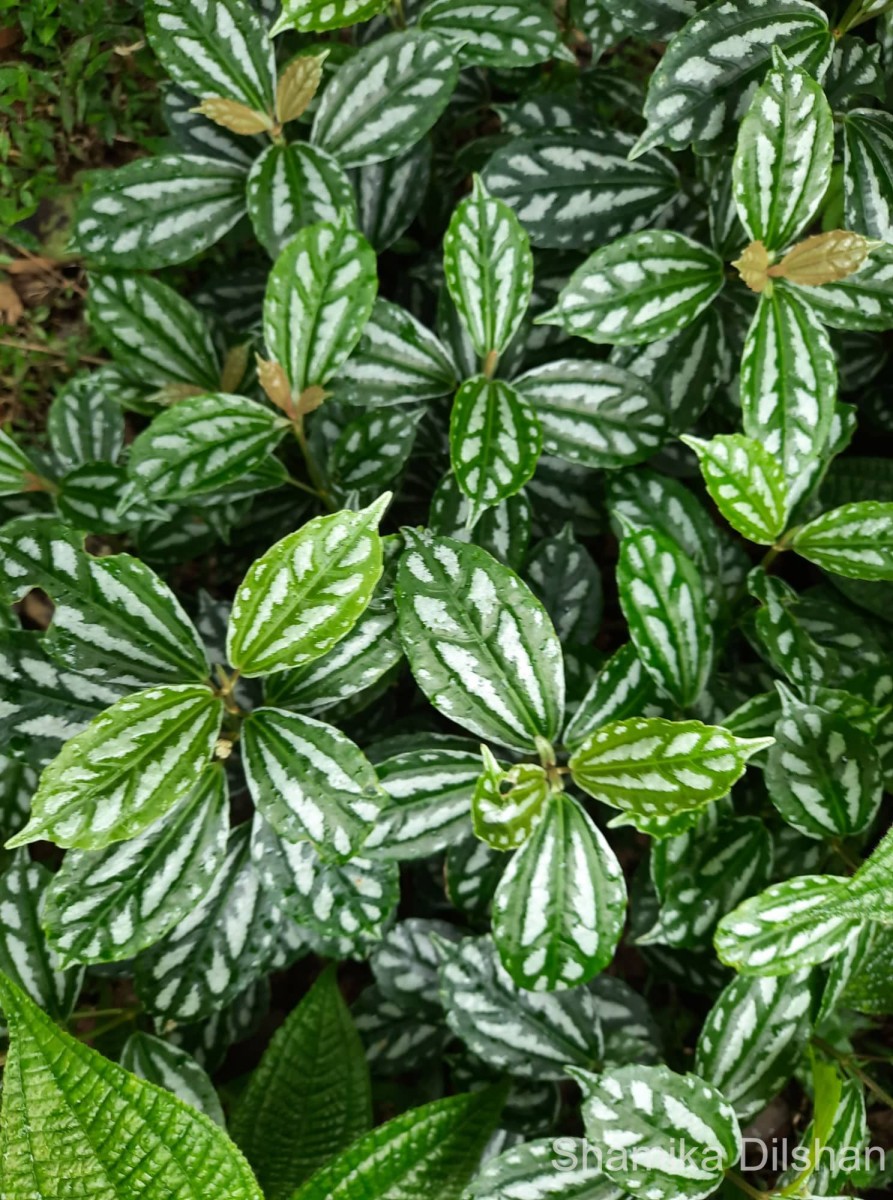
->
[350,140,432,253]
[539,231,725,346]
[748,569,835,699]
[443,175,533,361]
[616,523,713,707]
[733,48,833,250]
[311,32,459,169]
[370,918,460,1018]
[271,0,385,33]
[844,108,893,241]
[0,430,42,497]
[430,473,532,571]
[6,684,223,851]
[472,748,550,852]
[47,373,126,472]
[793,501,893,581]
[120,1032,225,1125]
[246,143,356,258]
[243,707,385,860]
[683,433,789,545]
[695,971,812,1120]
[73,155,247,269]
[353,983,449,1074]
[446,837,509,919]
[492,792,627,992]
[792,243,893,331]
[450,377,541,522]
[395,530,565,753]
[263,217,378,395]
[226,495,387,677]
[525,525,602,646]
[513,359,668,469]
[467,1136,622,1200]
[602,0,694,35]
[483,131,679,250]
[563,643,660,750]
[633,0,833,158]
[570,718,771,832]
[438,934,604,1079]
[162,84,262,167]
[419,0,562,67]
[127,394,288,503]
[42,766,230,965]
[330,406,422,491]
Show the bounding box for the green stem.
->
[725,1169,767,1200]
[813,1036,893,1110]
[293,417,335,512]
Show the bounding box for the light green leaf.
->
[792,243,893,331]
[42,765,230,965]
[47,372,125,472]
[272,0,385,34]
[73,155,247,269]
[0,430,41,497]
[311,31,459,169]
[468,1135,623,1200]
[844,108,893,241]
[443,175,533,361]
[395,530,565,753]
[246,143,357,258]
[563,643,659,750]
[419,0,562,66]
[539,231,724,346]
[226,496,387,677]
[263,217,378,395]
[0,971,264,1200]
[733,48,833,250]
[472,747,550,852]
[492,792,626,992]
[683,433,789,545]
[793,501,893,581]
[450,377,541,522]
[120,1032,225,1126]
[569,718,771,830]
[231,966,371,1199]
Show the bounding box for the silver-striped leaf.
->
[42,765,230,965]
[0,431,40,497]
[329,406,422,491]
[539,231,725,346]
[370,918,461,1019]
[793,501,893,581]
[7,684,223,851]
[246,143,356,258]
[350,140,432,252]
[471,749,550,852]
[311,31,459,169]
[563,643,660,750]
[353,984,450,1075]
[242,706,386,860]
[418,0,562,67]
[844,108,893,241]
[430,473,532,570]
[443,175,533,361]
[120,1032,226,1126]
[226,495,387,677]
[792,243,893,331]
[162,84,263,167]
[602,0,693,35]
[271,0,385,33]
[492,792,627,992]
[468,1136,623,1200]
[395,530,565,753]
[748,569,836,699]
[47,372,126,472]
[683,433,789,545]
[73,154,247,269]
[263,217,378,394]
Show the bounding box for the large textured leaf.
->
[0,972,263,1200]
[242,707,385,859]
[419,0,561,67]
[226,496,387,677]
[230,966,372,1199]
[395,530,565,752]
[443,176,533,361]
[844,108,893,241]
[633,0,833,158]
[42,766,230,964]
[733,48,833,250]
[47,372,126,472]
[271,0,384,34]
[492,792,626,992]
[311,32,459,169]
[247,143,357,258]
[264,218,378,395]
[291,1087,505,1200]
[450,377,541,521]
[514,359,668,469]
[793,501,893,581]
[683,433,788,545]
[120,1032,225,1125]
[73,154,247,269]
[540,231,724,346]
[127,394,287,502]
[483,131,678,250]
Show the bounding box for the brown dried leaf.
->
[732,241,771,294]
[0,280,24,325]
[256,356,297,420]
[296,385,328,417]
[276,52,328,125]
[768,230,874,287]
[220,342,251,393]
[192,97,274,135]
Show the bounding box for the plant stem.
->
[813,1036,893,1110]
[292,417,335,511]
[725,1169,767,1200]
[0,337,107,365]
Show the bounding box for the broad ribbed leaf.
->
[443,176,533,361]
[7,684,223,851]
[733,48,833,250]
[311,32,459,169]
[146,0,275,114]
[231,966,371,1199]
[119,1033,225,1125]
[127,394,287,502]
[291,1087,505,1200]
[572,1064,742,1200]
[683,433,788,545]
[492,792,626,992]
[514,359,668,469]
[73,155,247,269]
[47,372,126,472]
[570,719,771,829]
[438,935,604,1079]
[0,430,40,497]
[395,530,565,753]
[468,1136,622,1200]
[695,971,812,1120]
[793,243,893,331]
[525,525,602,645]
[450,377,541,521]
[844,108,893,241]
[633,0,832,158]
[242,707,385,859]
[793,501,893,581]
[616,524,713,707]
[263,218,377,395]
[42,765,230,964]
[563,643,659,750]
[472,749,549,851]
[0,972,263,1200]
[247,143,356,258]
[540,231,724,346]
[271,0,384,33]
[483,131,678,250]
[419,0,561,66]
[226,496,387,677]
[740,284,837,504]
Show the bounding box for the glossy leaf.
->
[471,748,550,852]
[844,108,893,241]
[271,0,385,34]
[793,501,893,581]
[683,433,789,545]
[120,1033,225,1125]
[0,431,41,497]
[247,143,356,258]
[419,0,562,67]
[47,372,126,472]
